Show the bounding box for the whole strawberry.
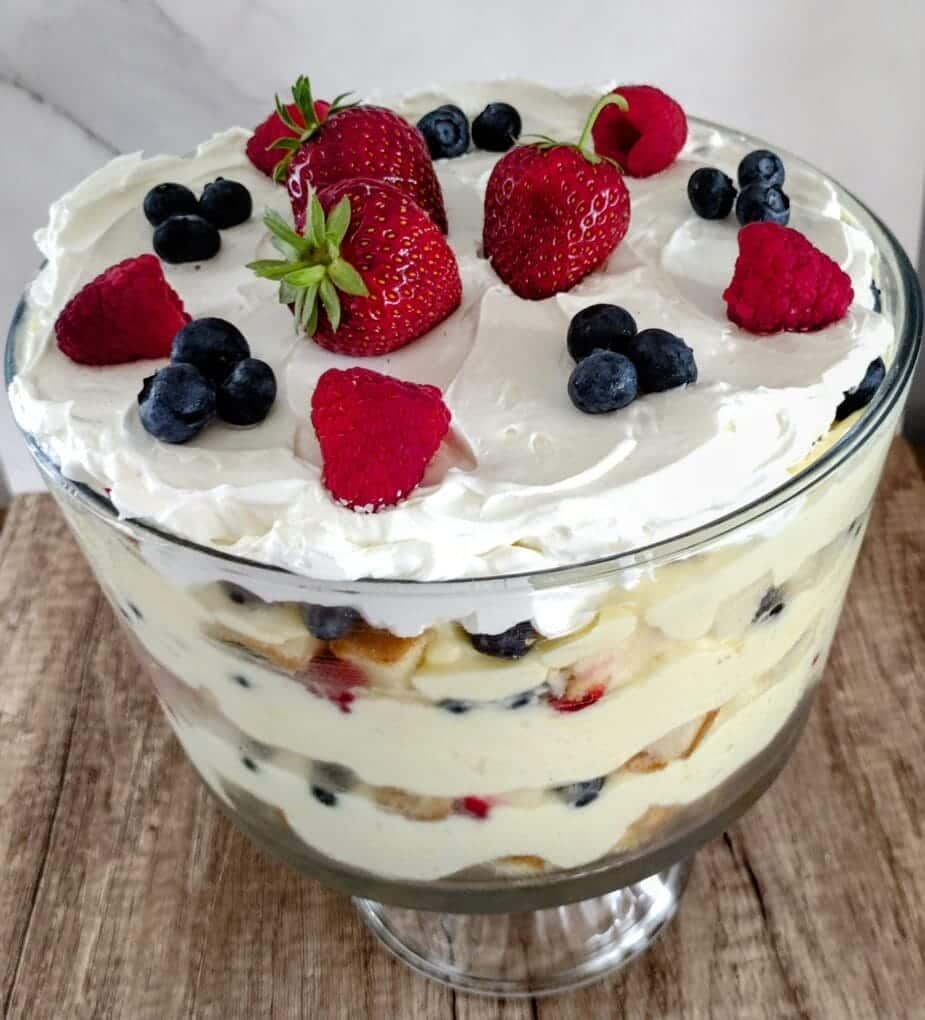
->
[483,93,631,300]
[265,76,447,233]
[311,367,451,511]
[724,222,854,333]
[55,254,190,365]
[591,85,687,178]
[246,97,331,178]
[248,179,461,357]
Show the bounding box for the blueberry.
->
[242,755,258,772]
[754,586,785,623]
[835,358,886,421]
[568,350,638,414]
[687,167,736,220]
[471,102,522,152]
[555,777,605,808]
[138,363,215,444]
[567,304,638,363]
[503,683,551,710]
[233,674,252,689]
[171,317,250,385]
[153,213,221,264]
[311,785,338,807]
[143,182,200,226]
[737,149,785,189]
[199,177,253,229]
[625,329,697,393]
[735,183,790,226]
[438,698,474,714]
[469,621,538,659]
[417,104,469,159]
[870,280,883,314]
[216,358,277,426]
[302,604,362,641]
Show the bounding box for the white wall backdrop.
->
[2,0,924,493]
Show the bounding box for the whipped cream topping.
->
[9,81,893,583]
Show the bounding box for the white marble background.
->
[2,0,924,494]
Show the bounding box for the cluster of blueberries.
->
[416,101,523,159]
[687,148,790,227]
[139,318,276,443]
[565,304,698,414]
[143,178,253,263]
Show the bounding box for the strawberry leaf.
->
[309,194,326,248]
[247,258,299,280]
[325,197,351,246]
[329,257,368,296]
[319,278,341,331]
[285,265,326,287]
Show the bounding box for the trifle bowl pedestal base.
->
[354,859,691,997]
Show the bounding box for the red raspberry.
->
[548,684,606,713]
[246,99,331,177]
[311,368,451,512]
[591,85,687,177]
[458,796,492,820]
[304,653,367,714]
[723,223,854,334]
[55,254,189,366]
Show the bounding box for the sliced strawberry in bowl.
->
[55,254,190,365]
[591,85,687,178]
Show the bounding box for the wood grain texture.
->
[0,440,923,1020]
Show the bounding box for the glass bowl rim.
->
[5,114,923,595]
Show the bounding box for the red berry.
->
[246,99,331,177]
[459,796,492,820]
[55,255,190,366]
[548,684,606,713]
[591,85,687,178]
[304,653,367,714]
[723,223,854,334]
[483,145,630,299]
[288,106,448,232]
[311,367,451,511]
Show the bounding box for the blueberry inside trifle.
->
[8,76,899,887]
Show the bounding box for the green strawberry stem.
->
[577,92,629,156]
[247,197,368,336]
[268,75,358,182]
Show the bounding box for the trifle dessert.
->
[7,76,920,993]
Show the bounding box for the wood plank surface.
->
[0,440,923,1020]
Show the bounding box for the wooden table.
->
[1,441,923,1020]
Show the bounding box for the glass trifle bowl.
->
[5,109,922,998]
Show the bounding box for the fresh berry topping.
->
[246,95,332,177]
[301,604,363,641]
[438,698,474,715]
[737,149,785,189]
[459,796,491,820]
[723,223,854,334]
[754,586,786,622]
[469,621,538,659]
[216,358,277,426]
[143,183,199,226]
[568,351,639,413]
[591,85,687,177]
[199,178,252,229]
[483,93,631,299]
[305,653,367,713]
[687,167,736,220]
[471,102,522,152]
[171,317,250,384]
[153,214,221,264]
[735,183,790,226]
[624,329,697,392]
[250,180,461,357]
[276,76,448,232]
[567,304,638,363]
[549,683,606,713]
[55,254,190,366]
[555,777,605,808]
[417,104,469,159]
[310,367,451,511]
[835,357,886,421]
[137,363,216,444]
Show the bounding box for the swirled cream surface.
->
[8,81,892,582]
